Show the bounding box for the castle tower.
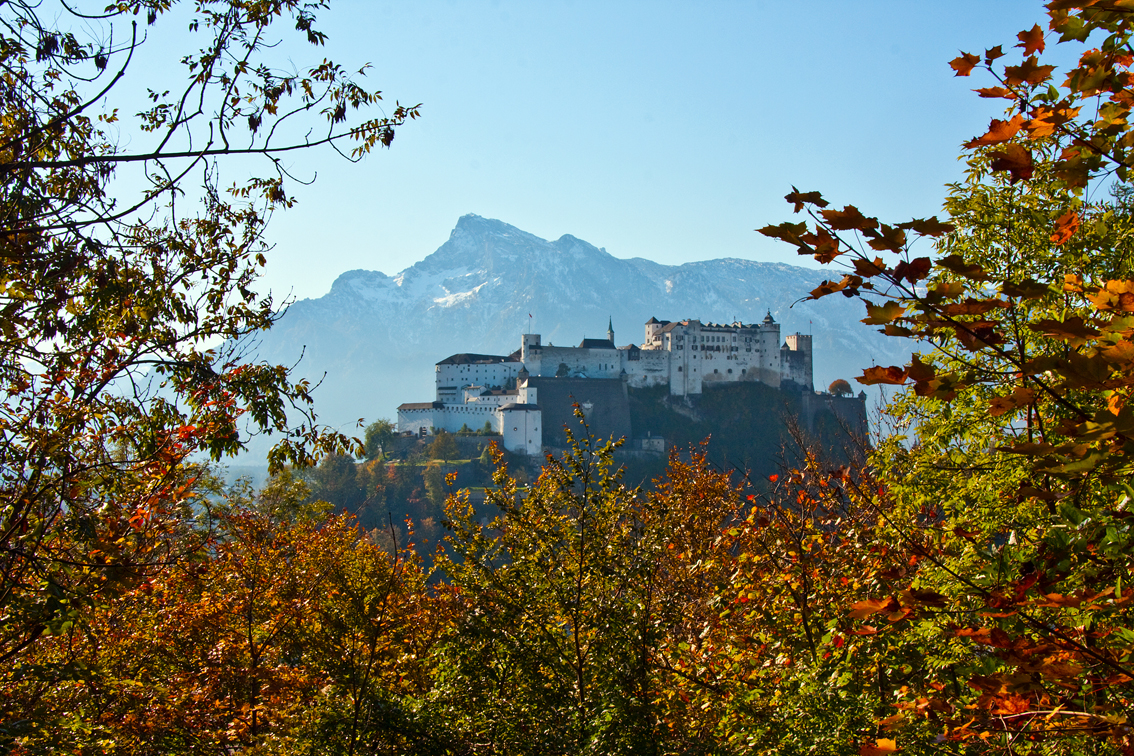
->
[607,317,615,345]
[782,333,814,391]
[521,333,542,375]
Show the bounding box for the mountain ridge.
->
[247,214,909,448]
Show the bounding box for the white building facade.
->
[397,314,814,453]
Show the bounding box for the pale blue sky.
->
[191,1,1049,301]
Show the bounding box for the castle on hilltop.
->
[397,315,820,455]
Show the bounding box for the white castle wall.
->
[399,314,816,452]
[436,360,522,400]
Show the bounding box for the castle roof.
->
[645,316,660,324]
[437,353,518,366]
[499,403,540,411]
[398,401,444,410]
[620,343,641,352]
[578,338,616,349]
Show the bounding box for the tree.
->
[428,430,460,461]
[828,378,852,396]
[6,499,443,753]
[0,0,417,726]
[757,5,1134,750]
[364,419,397,460]
[430,421,756,755]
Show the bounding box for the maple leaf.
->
[898,217,955,236]
[950,51,980,76]
[800,226,842,263]
[902,588,947,607]
[862,300,907,325]
[849,597,900,619]
[1050,209,1080,244]
[984,45,1006,64]
[859,366,908,386]
[989,144,1034,182]
[1000,278,1050,299]
[821,205,879,231]
[1017,23,1046,56]
[964,114,1025,147]
[974,86,1015,99]
[893,257,932,284]
[1023,116,1056,138]
[852,256,887,277]
[757,222,807,245]
[1004,56,1056,87]
[784,187,828,213]
[865,224,907,253]
[906,356,936,383]
[989,396,1018,417]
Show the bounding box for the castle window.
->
[678,366,682,372]
[727,369,732,374]
[714,369,719,373]
[741,369,746,374]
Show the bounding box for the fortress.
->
[397,314,819,455]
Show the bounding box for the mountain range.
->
[249,214,910,444]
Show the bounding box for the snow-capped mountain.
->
[252,214,911,434]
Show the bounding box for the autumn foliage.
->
[11,1,1134,755]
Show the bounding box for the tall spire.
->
[607,316,615,344]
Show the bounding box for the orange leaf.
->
[1016,23,1045,56]
[860,738,899,755]
[1023,115,1057,138]
[973,86,1015,99]
[1050,209,1080,245]
[849,596,900,619]
[1003,57,1056,87]
[950,52,980,76]
[964,114,1025,148]
[859,366,908,386]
